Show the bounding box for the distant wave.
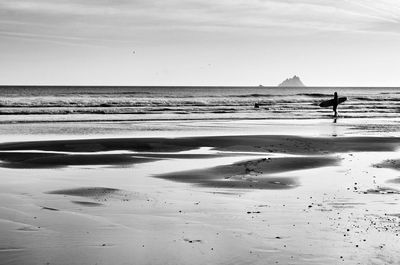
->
[352,97,400,101]
[295,93,331,97]
[231,94,274,98]
[229,93,331,98]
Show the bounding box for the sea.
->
[1,86,399,124]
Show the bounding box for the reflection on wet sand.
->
[155,156,337,189]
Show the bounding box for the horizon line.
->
[1,85,400,88]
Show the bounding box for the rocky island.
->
[278,75,305,87]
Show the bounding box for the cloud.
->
[1,0,400,46]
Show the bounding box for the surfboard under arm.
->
[319,97,347,108]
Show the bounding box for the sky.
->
[1,0,400,86]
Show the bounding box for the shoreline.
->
[1,117,400,144]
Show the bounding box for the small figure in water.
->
[333,92,339,117]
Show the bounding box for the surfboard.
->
[319,97,347,108]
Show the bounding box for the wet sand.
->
[1,134,400,153]
[1,134,400,264]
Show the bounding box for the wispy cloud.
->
[0,31,115,48]
[0,30,142,49]
[1,0,400,45]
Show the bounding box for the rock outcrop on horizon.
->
[278,75,305,87]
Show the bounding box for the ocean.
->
[1,86,399,124]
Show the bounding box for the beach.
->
[1,117,400,265]
[3,0,400,263]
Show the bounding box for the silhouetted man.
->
[333,92,339,117]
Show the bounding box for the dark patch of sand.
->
[71,201,104,207]
[46,187,129,202]
[373,159,400,184]
[47,187,118,197]
[154,156,338,189]
[48,187,149,204]
[0,152,158,168]
[0,151,246,169]
[361,187,400,195]
[0,137,197,153]
[374,159,400,170]
[1,135,399,155]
